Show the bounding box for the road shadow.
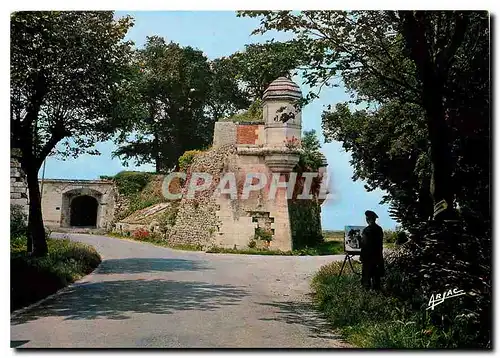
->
[10,340,29,348]
[96,258,211,274]
[257,299,350,343]
[12,279,248,325]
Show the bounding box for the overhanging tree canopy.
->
[10,11,135,255]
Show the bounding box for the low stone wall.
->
[10,157,29,217]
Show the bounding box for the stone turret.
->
[263,77,302,148]
[260,77,303,172]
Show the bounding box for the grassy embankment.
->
[11,236,101,312]
[107,231,344,256]
[311,260,469,348]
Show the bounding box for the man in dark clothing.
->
[360,210,384,290]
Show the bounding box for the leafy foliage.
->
[254,227,273,242]
[178,150,204,171]
[383,220,491,348]
[288,199,323,250]
[229,41,306,100]
[107,171,153,197]
[11,204,27,239]
[239,10,489,223]
[312,261,484,348]
[219,99,263,123]
[296,129,325,172]
[11,11,134,255]
[207,57,251,121]
[113,36,251,173]
[322,102,433,229]
[240,10,490,348]
[112,36,214,173]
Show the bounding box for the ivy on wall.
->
[288,199,323,250]
[101,171,165,221]
[178,150,204,171]
[219,99,264,123]
[101,171,153,197]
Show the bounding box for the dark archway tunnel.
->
[70,195,98,227]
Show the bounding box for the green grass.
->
[311,261,468,348]
[11,236,101,312]
[108,232,343,256]
[322,230,345,241]
[206,247,292,255]
[206,240,343,256]
[107,232,204,252]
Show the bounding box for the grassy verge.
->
[311,261,465,348]
[207,240,343,256]
[11,236,101,312]
[322,230,344,241]
[107,232,204,251]
[108,232,343,256]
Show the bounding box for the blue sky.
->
[40,11,398,230]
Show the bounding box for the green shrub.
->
[10,235,26,254]
[288,199,323,250]
[112,171,153,197]
[311,257,489,348]
[383,230,398,244]
[219,99,263,123]
[248,239,257,248]
[254,227,273,242]
[10,204,27,239]
[292,241,344,256]
[178,150,203,171]
[383,220,491,348]
[11,237,101,311]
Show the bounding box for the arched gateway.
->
[38,179,116,230]
[70,195,99,227]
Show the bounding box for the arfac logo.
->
[426,288,466,311]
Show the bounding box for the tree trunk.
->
[422,78,456,221]
[25,163,48,256]
[401,11,461,222]
[155,155,162,174]
[153,133,162,173]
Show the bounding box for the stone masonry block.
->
[12,186,27,193]
[11,198,27,205]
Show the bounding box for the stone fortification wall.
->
[168,144,238,248]
[212,122,236,148]
[10,157,29,217]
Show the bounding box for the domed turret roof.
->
[263,77,302,101]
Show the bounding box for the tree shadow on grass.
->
[96,258,212,274]
[12,279,248,325]
[257,298,350,344]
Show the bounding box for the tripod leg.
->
[348,255,356,273]
[339,255,348,276]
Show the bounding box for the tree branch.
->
[36,120,70,169]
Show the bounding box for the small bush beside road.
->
[311,259,487,348]
[11,236,101,312]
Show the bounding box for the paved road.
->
[11,233,350,348]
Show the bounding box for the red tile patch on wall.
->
[237,125,259,144]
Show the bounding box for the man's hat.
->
[365,210,379,219]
